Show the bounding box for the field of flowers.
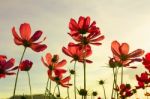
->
[1,16,150,99]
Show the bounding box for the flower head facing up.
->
[69,16,100,36]
[0,56,16,78]
[62,42,92,63]
[48,70,72,88]
[69,16,104,46]
[41,53,67,76]
[111,40,144,68]
[19,60,33,71]
[143,53,150,71]
[12,23,47,52]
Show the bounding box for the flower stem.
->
[44,77,49,99]
[121,66,124,84]
[111,68,115,99]
[27,71,33,99]
[53,84,58,96]
[49,79,51,93]
[57,84,61,97]
[83,59,86,99]
[67,87,70,99]
[74,61,77,99]
[102,85,107,99]
[13,47,27,99]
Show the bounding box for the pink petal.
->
[20,23,31,40]
[30,30,42,42]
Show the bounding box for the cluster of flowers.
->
[0,16,150,99]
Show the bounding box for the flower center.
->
[23,40,31,47]
[73,55,79,61]
[79,29,87,34]
[0,69,4,74]
[49,66,54,70]
[54,77,60,82]
[81,37,89,45]
[120,54,128,61]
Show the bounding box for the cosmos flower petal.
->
[19,23,31,40]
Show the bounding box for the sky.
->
[0,0,150,98]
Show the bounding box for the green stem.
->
[74,61,77,99]
[57,84,61,97]
[13,47,27,99]
[102,85,107,99]
[67,87,70,99]
[121,66,123,84]
[44,78,49,99]
[53,84,58,96]
[49,80,51,93]
[83,59,86,99]
[111,68,115,99]
[27,71,33,99]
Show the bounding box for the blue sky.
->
[1,0,150,98]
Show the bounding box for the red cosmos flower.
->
[69,32,104,46]
[111,40,144,67]
[136,72,150,89]
[69,16,104,46]
[41,53,67,75]
[19,60,33,71]
[116,84,134,99]
[0,56,16,78]
[143,53,150,71]
[48,70,71,88]
[69,16,100,36]
[12,23,47,52]
[62,42,92,63]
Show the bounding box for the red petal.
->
[128,49,144,58]
[20,23,31,40]
[55,60,67,67]
[61,76,71,83]
[47,70,54,81]
[90,35,104,42]
[90,43,102,46]
[111,41,121,57]
[46,53,52,65]
[62,47,72,57]
[30,30,42,42]
[30,44,47,52]
[69,18,79,31]
[119,43,129,55]
[84,16,90,29]
[3,58,15,70]
[41,57,48,67]
[12,27,23,45]
[78,16,85,29]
